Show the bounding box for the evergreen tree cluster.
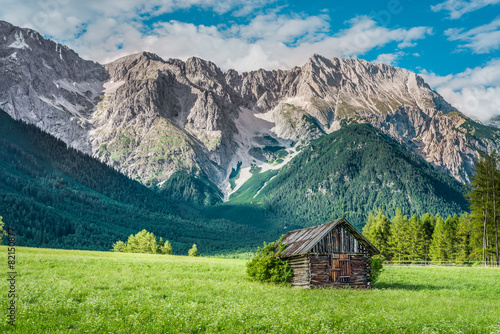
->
[467,152,500,265]
[245,124,468,229]
[362,208,494,264]
[0,110,271,254]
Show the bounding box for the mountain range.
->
[0,20,497,252]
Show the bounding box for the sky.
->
[1,0,499,123]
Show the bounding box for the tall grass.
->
[1,246,499,333]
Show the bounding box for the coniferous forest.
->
[363,152,500,265]
[0,110,274,253]
[0,110,482,256]
[227,124,469,230]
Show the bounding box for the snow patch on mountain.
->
[1,20,499,195]
[8,31,30,50]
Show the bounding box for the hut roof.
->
[280,218,379,257]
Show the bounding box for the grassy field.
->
[1,246,500,333]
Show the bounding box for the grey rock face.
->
[0,20,107,154]
[91,52,241,186]
[1,21,498,194]
[222,54,499,183]
[489,115,500,129]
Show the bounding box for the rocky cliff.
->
[1,20,498,195]
[0,21,107,153]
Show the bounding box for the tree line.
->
[253,124,468,230]
[112,229,199,256]
[467,152,499,266]
[363,152,500,266]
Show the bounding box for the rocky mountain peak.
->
[489,115,500,129]
[0,20,104,82]
[305,53,334,70]
[105,52,166,81]
[1,20,498,193]
[0,21,107,153]
[185,56,223,77]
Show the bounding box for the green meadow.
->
[1,246,500,333]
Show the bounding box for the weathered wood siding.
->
[310,225,369,255]
[285,220,376,288]
[288,255,311,288]
[308,254,330,286]
[305,254,371,289]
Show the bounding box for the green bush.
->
[161,239,173,255]
[111,230,172,254]
[112,240,127,252]
[188,244,198,257]
[246,236,293,285]
[370,256,384,283]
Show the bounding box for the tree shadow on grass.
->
[374,282,447,291]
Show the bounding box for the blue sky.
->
[1,0,500,122]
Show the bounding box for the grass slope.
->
[2,246,499,333]
[230,124,468,229]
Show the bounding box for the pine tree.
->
[456,212,474,261]
[443,215,459,259]
[492,152,500,266]
[430,214,446,261]
[389,208,410,261]
[362,209,392,259]
[408,214,426,260]
[467,152,499,265]
[420,213,435,261]
[429,214,458,261]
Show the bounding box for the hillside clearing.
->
[1,246,500,333]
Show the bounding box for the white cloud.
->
[397,27,433,48]
[0,2,432,72]
[445,17,500,54]
[373,51,405,66]
[0,0,275,39]
[431,0,500,19]
[420,59,500,123]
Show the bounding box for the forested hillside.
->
[0,109,470,252]
[228,124,468,229]
[0,110,270,253]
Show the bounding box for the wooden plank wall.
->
[288,255,311,288]
[308,254,371,289]
[310,225,369,255]
[308,255,330,286]
[288,223,374,288]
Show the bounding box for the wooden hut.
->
[280,218,379,288]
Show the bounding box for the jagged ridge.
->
[1,20,499,198]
